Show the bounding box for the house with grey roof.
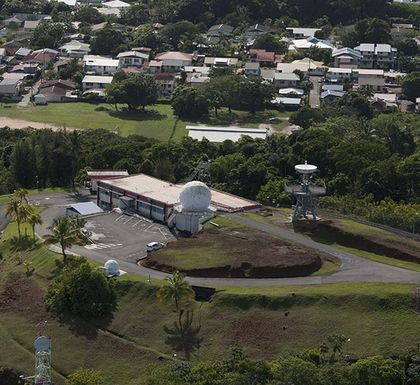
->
[354,43,397,70]
[59,40,91,58]
[207,24,234,37]
[117,51,149,68]
[0,78,23,99]
[332,47,362,68]
[244,62,260,77]
[273,72,300,89]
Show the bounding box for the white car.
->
[146,242,164,252]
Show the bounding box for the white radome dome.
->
[179,181,212,212]
[104,259,120,276]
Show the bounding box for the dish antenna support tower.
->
[34,321,52,385]
[285,161,325,222]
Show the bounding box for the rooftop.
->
[186,125,267,142]
[155,51,193,61]
[99,173,261,212]
[82,75,114,83]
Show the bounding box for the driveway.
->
[309,76,321,108]
[2,191,420,286]
[17,79,40,107]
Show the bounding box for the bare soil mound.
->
[142,227,328,278]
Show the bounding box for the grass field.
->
[0,102,290,140]
[1,217,420,384]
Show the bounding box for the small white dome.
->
[179,181,212,212]
[104,259,120,275]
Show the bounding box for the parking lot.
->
[81,212,175,264]
[20,191,176,269]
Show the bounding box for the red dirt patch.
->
[143,227,328,278]
[0,272,45,317]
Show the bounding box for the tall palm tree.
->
[44,217,88,263]
[27,206,43,241]
[5,197,22,237]
[157,271,194,312]
[17,203,32,237]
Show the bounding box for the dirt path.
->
[0,117,79,131]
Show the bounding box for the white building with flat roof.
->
[186,125,267,142]
[82,75,113,91]
[83,55,119,75]
[96,173,261,222]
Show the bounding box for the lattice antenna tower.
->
[285,161,326,222]
[188,159,211,185]
[34,321,52,385]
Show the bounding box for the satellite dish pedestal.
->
[285,161,325,223]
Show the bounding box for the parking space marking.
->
[85,242,123,250]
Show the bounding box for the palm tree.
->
[14,188,28,202]
[157,271,194,312]
[5,197,22,237]
[44,217,88,263]
[27,206,43,241]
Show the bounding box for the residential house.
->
[58,0,77,6]
[322,84,344,92]
[326,67,352,83]
[244,62,260,76]
[271,96,302,109]
[353,69,385,91]
[289,37,334,52]
[321,89,345,103]
[207,24,234,37]
[102,0,131,8]
[0,48,5,63]
[148,60,163,74]
[154,51,193,72]
[204,57,239,68]
[415,97,420,113]
[187,72,210,87]
[332,47,362,68]
[354,43,397,70]
[244,24,271,41]
[391,23,414,40]
[184,66,210,86]
[3,16,23,28]
[286,27,320,38]
[37,79,77,102]
[375,44,397,70]
[249,49,283,66]
[14,47,32,59]
[371,93,398,110]
[276,59,324,75]
[82,75,113,91]
[83,55,119,75]
[273,72,299,89]
[59,40,91,58]
[278,88,305,96]
[153,72,176,95]
[0,78,23,99]
[117,51,149,68]
[23,19,42,31]
[91,22,127,33]
[23,49,58,69]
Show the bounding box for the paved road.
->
[309,76,321,108]
[2,191,420,287]
[18,79,41,107]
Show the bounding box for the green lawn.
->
[0,102,291,140]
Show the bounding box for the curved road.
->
[2,192,420,286]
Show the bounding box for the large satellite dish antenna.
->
[34,336,51,353]
[295,162,317,174]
